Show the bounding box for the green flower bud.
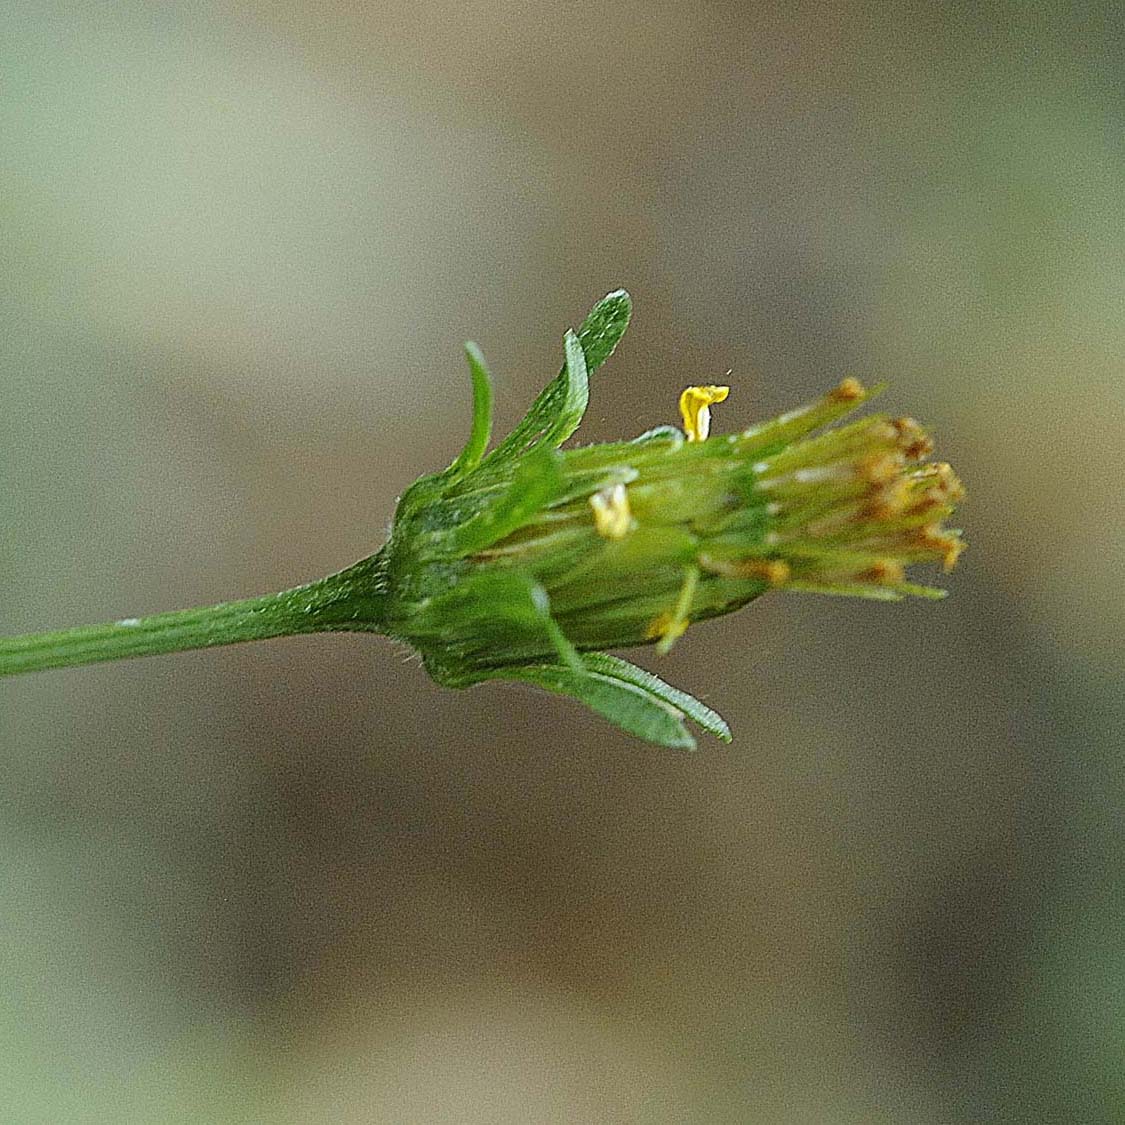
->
[315,290,965,749]
[0,289,963,750]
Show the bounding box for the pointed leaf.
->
[545,328,590,448]
[574,287,633,373]
[485,289,632,464]
[485,663,696,750]
[447,341,493,474]
[583,653,732,742]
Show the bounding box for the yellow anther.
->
[942,537,966,573]
[589,483,634,540]
[866,478,912,520]
[907,463,965,504]
[679,384,730,442]
[755,559,791,585]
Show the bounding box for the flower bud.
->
[322,292,964,748]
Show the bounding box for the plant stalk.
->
[0,584,331,676]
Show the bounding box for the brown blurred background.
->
[1,2,1122,1121]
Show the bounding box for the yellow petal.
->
[679,385,730,442]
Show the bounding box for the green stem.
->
[0,584,331,676]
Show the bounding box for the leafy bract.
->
[440,444,562,557]
[582,653,732,742]
[417,567,582,672]
[447,341,494,474]
[484,289,631,465]
[471,650,730,750]
[484,663,697,749]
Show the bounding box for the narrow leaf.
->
[543,328,590,448]
[485,663,696,750]
[583,653,732,742]
[447,341,494,474]
[484,289,632,464]
[573,287,633,372]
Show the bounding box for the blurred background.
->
[1,2,1121,1121]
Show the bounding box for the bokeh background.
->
[2,2,1121,1121]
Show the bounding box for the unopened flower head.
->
[390,374,963,658]
[326,291,965,748]
[0,290,965,750]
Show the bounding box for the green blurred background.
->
[2,3,1121,1121]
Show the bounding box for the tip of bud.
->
[829,377,866,402]
[374,295,966,750]
[891,417,935,461]
[742,386,965,599]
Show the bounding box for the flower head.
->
[328,291,964,749]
